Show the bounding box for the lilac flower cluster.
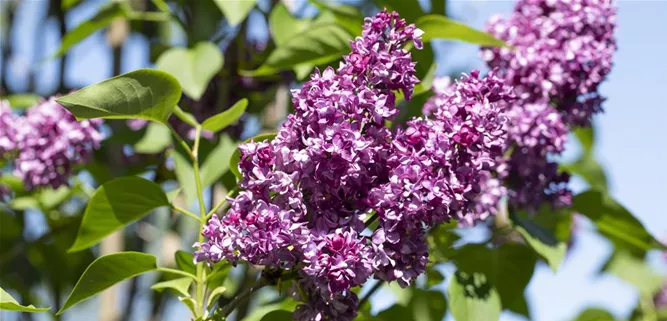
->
[0,101,18,200]
[482,0,617,127]
[0,98,104,191]
[196,11,515,320]
[445,0,618,214]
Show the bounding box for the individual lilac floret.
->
[13,97,103,190]
[482,0,617,126]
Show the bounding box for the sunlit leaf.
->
[151,277,193,297]
[201,99,248,133]
[58,252,158,314]
[134,122,172,153]
[0,287,50,313]
[573,190,666,255]
[603,250,665,296]
[448,271,501,321]
[416,15,506,47]
[56,69,181,123]
[213,0,257,26]
[69,176,170,252]
[512,213,568,272]
[156,42,223,100]
[3,94,40,109]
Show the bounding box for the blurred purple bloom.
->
[13,97,103,190]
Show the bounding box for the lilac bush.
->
[195,10,515,320]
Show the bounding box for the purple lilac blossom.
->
[196,10,513,320]
[482,0,617,127]
[370,71,514,283]
[13,97,103,190]
[0,100,18,200]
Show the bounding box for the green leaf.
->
[426,266,445,288]
[308,0,363,35]
[560,127,608,191]
[201,99,248,132]
[416,15,506,47]
[250,24,351,76]
[151,277,192,297]
[207,286,226,310]
[230,133,277,179]
[69,176,170,252]
[213,0,257,26]
[175,250,196,276]
[56,69,181,123]
[602,250,664,296]
[134,122,172,153]
[53,3,128,57]
[448,271,501,321]
[452,244,536,308]
[0,287,50,313]
[411,289,447,321]
[512,213,568,272]
[241,299,298,321]
[62,0,82,10]
[385,282,413,306]
[506,295,531,320]
[571,308,617,321]
[269,4,311,47]
[170,149,197,204]
[573,190,666,255]
[206,263,231,290]
[374,0,424,23]
[156,42,223,100]
[58,252,157,314]
[376,305,414,321]
[3,94,40,109]
[179,296,197,316]
[427,220,460,262]
[259,310,293,321]
[174,106,200,127]
[200,135,237,187]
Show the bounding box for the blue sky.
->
[2,0,666,320]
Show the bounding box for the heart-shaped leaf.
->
[58,252,158,314]
[56,69,181,124]
[69,176,170,252]
[156,42,224,100]
[213,0,257,26]
[201,99,248,132]
[0,287,50,313]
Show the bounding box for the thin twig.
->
[173,205,200,222]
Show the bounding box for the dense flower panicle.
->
[13,97,103,190]
[370,71,514,284]
[196,10,514,320]
[483,0,617,126]
[503,102,572,210]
